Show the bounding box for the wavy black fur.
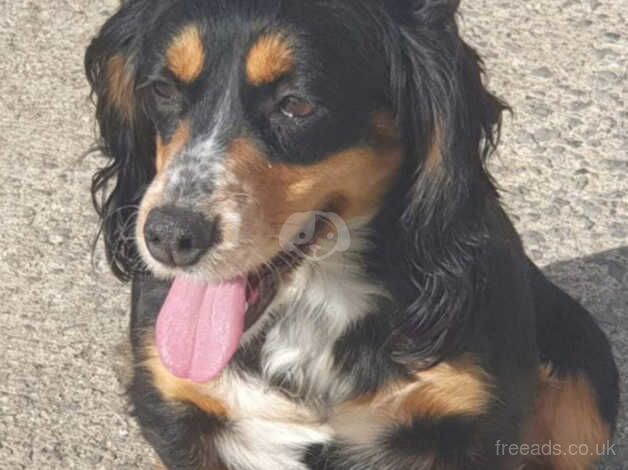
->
[85,1,619,468]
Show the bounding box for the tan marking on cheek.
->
[105,54,135,120]
[143,343,228,418]
[246,33,294,86]
[156,120,191,172]
[227,133,401,235]
[166,25,205,83]
[524,366,611,470]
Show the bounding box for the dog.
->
[85,1,619,468]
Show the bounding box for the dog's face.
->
[88,0,504,360]
[125,3,402,282]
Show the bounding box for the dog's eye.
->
[151,80,178,101]
[278,96,314,119]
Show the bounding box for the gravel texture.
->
[0,0,625,468]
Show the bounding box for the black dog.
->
[85,1,619,468]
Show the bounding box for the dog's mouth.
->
[243,249,304,330]
[154,243,309,384]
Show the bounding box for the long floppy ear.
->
[390,0,506,233]
[85,1,156,281]
[383,0,508,365]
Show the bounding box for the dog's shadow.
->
[541,247,627,469]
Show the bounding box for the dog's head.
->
[86,0,505,369]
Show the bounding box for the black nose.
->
[144,206,216,267]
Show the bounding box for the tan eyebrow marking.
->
[246,33,295,86]
[166,24,205,83]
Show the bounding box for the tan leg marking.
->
[245,33,294,86]
[524,366,611,470]
[399,357,494,420]
[332,356,493,444]
[166,24,205,83]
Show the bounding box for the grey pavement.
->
[0,0,626,468]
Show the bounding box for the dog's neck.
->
[239,231,394,407]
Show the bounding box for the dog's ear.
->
[386,0,507,242]
[381,1,508,364]
[392,0,461,26]
[85,1,156,280]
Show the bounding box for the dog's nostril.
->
[178,237,193,251]
[143,206,216,267]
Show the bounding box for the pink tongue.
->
[155,276,247,383]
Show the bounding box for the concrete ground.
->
[0,0,625,468]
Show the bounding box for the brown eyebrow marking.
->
[245,32,295,86]
[166,24,206,83]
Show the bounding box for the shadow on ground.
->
[541,247,627,469]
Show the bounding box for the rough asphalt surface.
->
[0,0,626,468]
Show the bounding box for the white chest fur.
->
[216,249,389,469]
[261,255,386,404]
